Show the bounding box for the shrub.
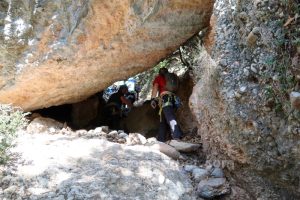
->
[0,104,28,164]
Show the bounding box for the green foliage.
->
[264,85,275,99]
[261,0,299,116]
[292,37,300,46]
[0,104,28,164]
[262,56,296,115]
[152,60,170,74]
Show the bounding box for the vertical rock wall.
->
[190,0,300,198]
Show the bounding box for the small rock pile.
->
[183,165,230,199]
[26,116,203,160]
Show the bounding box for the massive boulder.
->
[2,131,195,199]
[0,0,214,111]
[189,0,300,198]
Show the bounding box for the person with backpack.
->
[103,85,133,130]
[150,67,183,142]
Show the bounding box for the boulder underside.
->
[0,0,213,111]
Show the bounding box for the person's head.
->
[118,85,128,94]
[159,67,168,76]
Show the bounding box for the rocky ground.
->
[0,117,235,200]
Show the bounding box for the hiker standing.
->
[151,67,183,142]
[103,85,133,130]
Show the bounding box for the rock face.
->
[197,178,230,199]
[168,139,200,152]
[0,0,214,111]
[1,130,195,199]
[189,0,300,198]
[122,101,160,137]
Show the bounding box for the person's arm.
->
[120,96,133,108]
[150,83,159,109]
[151,83,159,99]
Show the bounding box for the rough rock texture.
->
[71,94,99,128]
[122,101,160,137]
[189,0,300,198]
[197,178,230,199]
[0,0,214,111]
[169,140,200,153]
[0,130,195,199]
[26,116,64,134]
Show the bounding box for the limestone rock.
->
[5,132,195,199]
[75,129,88,136]
[94,127,103,134]
[146,137,159,145]
[118,132,129,139]
[197,178,230,199]
[246,32,258,48]
[189,0,300,197]
[184,165,199,172]
[26,116,64,134]
[0,0,214,111]
[126,133,147,145]
[150,142,181,160]
[168,140,201,152]
[211,167,224,178]
[108,130,118,138]
[101,126,109,133]
[192,168,209,182]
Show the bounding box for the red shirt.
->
[153,75,166,94]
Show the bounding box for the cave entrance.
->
[32,36,201,138]
[32,66,197,139]
[34,104,73,126]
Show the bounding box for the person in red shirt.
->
[151,67,183,142]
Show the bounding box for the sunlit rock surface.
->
[0,130,195,199]
[189,0,300,198]
[0,0,213,111]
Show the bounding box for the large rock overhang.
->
[0,0,214,111]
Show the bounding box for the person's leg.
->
[110,114,121,130]
[157,115,168,142]
[101,106,111,127]
[103,106,120,130]
[162,106,183,139]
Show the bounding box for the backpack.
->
[164,72,179,93]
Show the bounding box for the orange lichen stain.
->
[37,28,54,54]
[84,1,129,50]
[77,34,87,44]
[203,14,216,54]
[170,0,214,12]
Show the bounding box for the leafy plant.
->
[261,0,299,116]
[0,104,28,164]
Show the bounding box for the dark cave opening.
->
[31,70,197,140]
[33,104,73,125]
[32,92,105,130]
